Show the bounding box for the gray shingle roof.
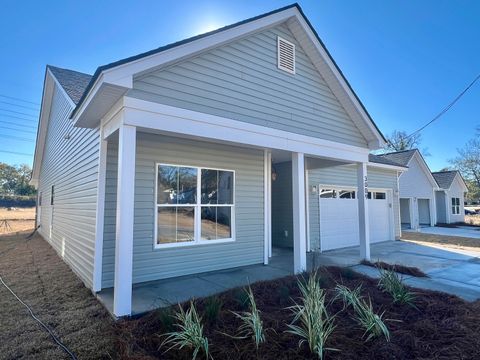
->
[432,171,458,189]
[369,154,407,168]
[48,66,92,105]
[376,149,417,167]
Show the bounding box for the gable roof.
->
[369,153,407,168]
[376,149,416,167]
[48,66,92,105]
[432,170,468,191]
[67,3,386,148]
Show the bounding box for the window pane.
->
[201,206,217,240]
[176,207,195,242]
[375,192,386,200]
[157,207,177,244]
[452,206,456,214]
[367,192,372,199]
[201,169,217,204]
[178,167,197,204]
[216,207,232,239]
[452,198,455,206]
[218,171,234,204]
[456,198,460,206]
[339,190,355,199]
[158,165,178,204]
[320,189,336,198]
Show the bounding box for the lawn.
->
[401,231,480,251]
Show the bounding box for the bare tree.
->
[382,130,430,155]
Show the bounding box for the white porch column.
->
[113,124,136,317]
[263,150,272,265]
[292,152,307,273]
[357,162,370,261]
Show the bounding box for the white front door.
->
[319,187,392,251]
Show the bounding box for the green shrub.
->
[287,271,337,359]
[161,301,209,360]
[155,307,175,332]
[233,288,250,310]
[378,269,416,306]
[203,296,223,325]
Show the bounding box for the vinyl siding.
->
[102,133,264,287]
[307,165,400,250]
[398,156,434,199]
[128,24,368,148]
[446,176,466,223]
[37,84,100,289]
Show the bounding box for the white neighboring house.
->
[432,171,468,224]
[378,149,439,229]
[30,4,406,317]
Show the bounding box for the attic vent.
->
[277,37,295,74]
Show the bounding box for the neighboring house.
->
[31,4,403,317]
[433,171,468,224]
[378,149,438,229]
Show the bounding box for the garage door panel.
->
[369,199,390,243]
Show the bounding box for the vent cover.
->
[277,36,295,74]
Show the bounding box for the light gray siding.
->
[102,133,264,287]
[308,165,400,250]
[128,24,368,148]
[37,84,100,288]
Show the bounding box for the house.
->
[432,171,468,224]
[31,4,405,317]
[378,149,439,229]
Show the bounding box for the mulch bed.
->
[115,267,480,360]
[360,260,428,277]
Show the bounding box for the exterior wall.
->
[37,84,100,289]
[400,198,411,224]
[435,191,447,223]
[308,164,400,250]
[446,176,466,223]
[128,24,368,148]
[271,162,293,248]
[102,133,264,287]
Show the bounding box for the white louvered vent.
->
[277,36,295,74]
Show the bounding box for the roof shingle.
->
[432,171,459,189]
[48,66,92,105]
[369,153,407,168]
[376,149,417,167]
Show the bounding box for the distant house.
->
[433,171,468,224]
[30,4,406,317]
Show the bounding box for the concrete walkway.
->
[407,226,480,239]
[316,240,480,301]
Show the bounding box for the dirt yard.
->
[465,214,480,226]
[0,207,36,234]
[0,231,115,359]
[401,231,480,252]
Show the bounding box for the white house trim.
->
[122,97,370,164]
[292,152,307,273]
[357,162,370,260]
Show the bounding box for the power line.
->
[0,108,38,119]
[0,124,37,135]
[407,72,480,139]
[0,114,38,123]
[0,94,40,106]
[0,119,37,129]
[0,150,33,156]
[0,100,39,112]
[0,134,35,142]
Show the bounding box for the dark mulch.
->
[360,260,428,277]
[0,231,115,359]
[115,267,480,360]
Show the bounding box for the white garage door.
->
[319,188,392,251]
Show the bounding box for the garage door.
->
[319,188,392,251]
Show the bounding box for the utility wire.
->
[0,94,40,106]
[407,73,480,139]
[0,150,33,156]
[0,134,35,142]
[0,108,38,119]
[0,119,37,129]
[0,114,38,123]
[0,124,37,135]
[0,274,77,359]
[0,100,39,112]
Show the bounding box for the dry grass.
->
[0,207,36,234]
[465,215,480,226]
[0,231,115,359]
[401,231,480,251]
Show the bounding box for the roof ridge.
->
[379,148,418,156]
[47,65,92,77]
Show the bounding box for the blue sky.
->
[0,0,479,171]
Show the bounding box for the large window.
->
[452,197,460,215]
[155,164,234,248]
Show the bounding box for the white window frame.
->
[154,162,236,249]
[451,197,460,215]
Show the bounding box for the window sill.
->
[153,238,235,250]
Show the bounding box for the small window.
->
[277,36,295,74]
[50,186,54,205]
[451,197,460,215]
[374,192,386,200]
[339,190,356,199]
[320,189,336,198]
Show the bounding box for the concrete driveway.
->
[410,226,480,239]
[315,240,480,301]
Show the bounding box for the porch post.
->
[113,124,136,317]
[292,152,307,273]
[263,150,272,265]
[357,162,370,261]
